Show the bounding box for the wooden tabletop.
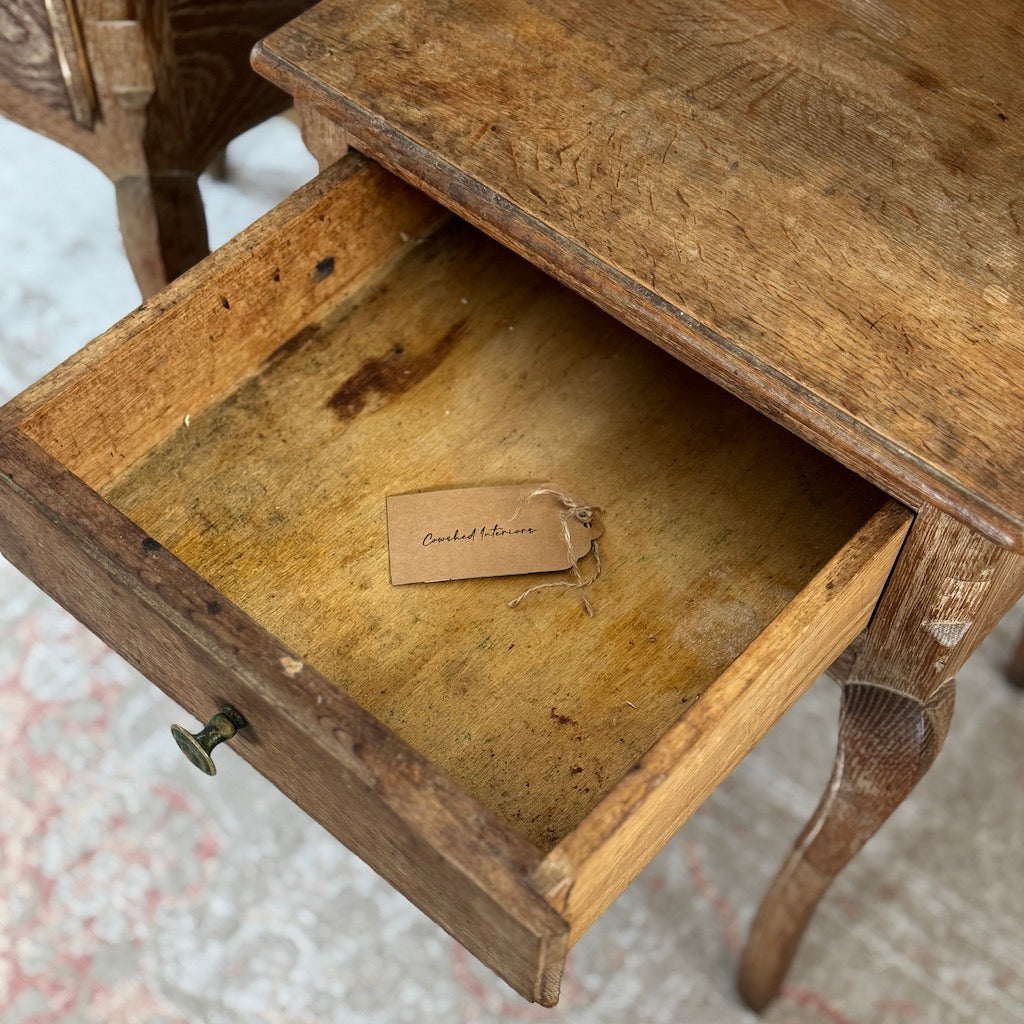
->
[254,0,1024,550]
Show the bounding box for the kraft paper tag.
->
[386,485,603,585]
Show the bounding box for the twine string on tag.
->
[508,488,602,616]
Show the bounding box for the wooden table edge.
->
[251,42,1024,554]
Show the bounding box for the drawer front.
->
[0,153,910,1005]
[0,428,569,1005]
[533,500,910,942]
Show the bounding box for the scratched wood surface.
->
[11,156,445,478]
[3,157,572,1004]
[254,0,1024,550]
[0,425,570,1006]
[134,0,311,173]
[91,193,887,850]
[532,500,909,943]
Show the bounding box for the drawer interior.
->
[16,158,888,852]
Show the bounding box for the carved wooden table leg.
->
[114,170,209,299]
[738,505,1024,1011]
[1,0,314,300]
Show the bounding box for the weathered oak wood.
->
[739,506,1024,1010]
[534,502,909,944]
[254,0,1024,550]
[1,0,70,115]
[0,154,910,1003]
[46,0,95,124]
[2,0,314,296]
[1010,628,1024,689]
[13,154,445,483]
[296,98,349,170]
[97,209,898,850]
[114,170,209,297]
[0,429,568,1005]
[0,0,93,121]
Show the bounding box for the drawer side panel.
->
[11,154,444,490]
[534,501,911,944]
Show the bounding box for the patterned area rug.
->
[2,116,1023,1024]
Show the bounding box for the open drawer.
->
[0,154,911,1004]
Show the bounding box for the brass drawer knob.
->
[170,707,246,775]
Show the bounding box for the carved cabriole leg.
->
[738,679,955,1012]
[739,505,1024,1012]
[114,171,210,299]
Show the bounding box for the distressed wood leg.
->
[114,170,209,298]
[739,505,1024,1011]
[738,679,954,1011]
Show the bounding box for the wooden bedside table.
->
[0,0,1018,1013]
[248,0,1024,1008]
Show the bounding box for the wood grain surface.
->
[254,0,1024,550]
[1010,627,1024,688]
[1,0,69,115]
[97,211,891,851]
[1,0,314,296]
[296,98,349,169]
[134,0,312,173]
[0,150,912,1006]
[13,155,445,481]
[0,429,568,1005]
[533,501,909,944]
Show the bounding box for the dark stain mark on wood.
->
[903,63,942,92]
[313,256,336,281]
[206,600,222,615]
[221,296,231,310]
[263,323,322,369]
[550,707,578,726]
[141,536,161,553]
[327,319,467,420]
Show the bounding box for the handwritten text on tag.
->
[386,484,603,585]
